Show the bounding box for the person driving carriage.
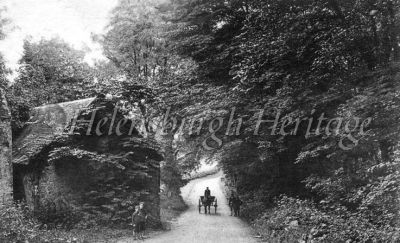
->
[201,187,217,214]
[204,187,211,199]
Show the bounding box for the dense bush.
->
[250,196,399,242]
[0,203,41,242]
[0,203,133,242]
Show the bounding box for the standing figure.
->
[132,202,148,239]
[232,196,243,217]
[228,192,235,216]
[131,205,141,239]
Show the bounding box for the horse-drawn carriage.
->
[198,196,217,214]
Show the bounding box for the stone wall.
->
[38,159,90,210]
[12,97,162,226]
[19,157,161,226]
[143,160,161,222]
[21,159,91,212]
[0,88,12,205]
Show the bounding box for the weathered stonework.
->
[12,97,162,226]
[0,88,12,205]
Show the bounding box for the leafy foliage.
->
[169,0,400,241]
[2,0,400,240]
[0,8,9,90]
[0,203,41,242]
[252,196,399,242]
[7,38,94,135]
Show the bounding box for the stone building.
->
[0,89,12,205]
[12,97,162,226]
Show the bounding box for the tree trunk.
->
[0,88,13,205]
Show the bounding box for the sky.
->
[0,0,118,81]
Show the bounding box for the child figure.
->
[131,205,141,239]
[137,202,148,239]
[132,202,148,240]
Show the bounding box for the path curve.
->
[141,172,259,243]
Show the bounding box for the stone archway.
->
[0,88,12,205]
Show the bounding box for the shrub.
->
[0,203,132,242]
[252,196,400,243]
[0,203,42,242]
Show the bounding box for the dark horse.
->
[200,196,215,214]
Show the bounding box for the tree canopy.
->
[2,0,399,240]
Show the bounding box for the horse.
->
[200,196,215,214]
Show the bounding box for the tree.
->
[170,0,400,240]
[100,0,219,195]
[100,0,171,83]
[98,0,400,238]
[0,7,9,89]
[7,38,94,135]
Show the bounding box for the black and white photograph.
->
[0,0,399,242]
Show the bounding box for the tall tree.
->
[0,7,9,89]
[8,38,94,134]
[171,0,400,239]
[0,8,12,205]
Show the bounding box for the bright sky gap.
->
[0,0,118,81]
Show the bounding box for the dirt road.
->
[136,172,259,243]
